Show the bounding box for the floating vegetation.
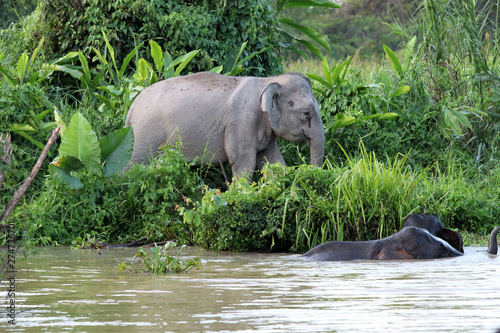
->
[119,242,201,275]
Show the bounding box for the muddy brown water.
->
[1,246,499,332]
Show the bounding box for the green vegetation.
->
[1,0,499,253]
[119,242,201,275]
[41,0,282,76]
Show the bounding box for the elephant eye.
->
[304,111,312,120]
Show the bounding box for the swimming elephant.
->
[125,72,325,179]
[487,226,499,255]
[302,226,464,261]
[402,214,464,253]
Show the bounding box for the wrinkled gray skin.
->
[487,226,499,255]
[402,214,464,253]
[125,72,325,179]
[302,226,464,261]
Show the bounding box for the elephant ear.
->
[438,228,464,253]
[260,82,281,131]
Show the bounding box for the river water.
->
[1,246,499,332]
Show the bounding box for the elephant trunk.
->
[308,117,325,167]
[487,226,500,255]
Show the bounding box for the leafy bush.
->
[41,0,283,76]
[181,146,430,253]
[9,142,202,246]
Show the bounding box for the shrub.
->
[41,0,283,76]
[8,143,203,246]
[182,147,431,253]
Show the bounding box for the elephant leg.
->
[255,141,285,171]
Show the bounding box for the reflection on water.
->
[1,246,499,332]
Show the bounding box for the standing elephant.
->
[302,226,464,261]
[125,72,325,179]
[402,214,464,253]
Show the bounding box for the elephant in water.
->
[302,226,464,261]
[401,214,464,253]
[125,72,325,179]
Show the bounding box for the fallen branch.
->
[0,125,61,225]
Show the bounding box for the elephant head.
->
[260,73,325,167]
[402,214,464,253]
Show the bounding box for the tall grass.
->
[294,143,427,250]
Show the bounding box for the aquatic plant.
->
[119,242,201,275]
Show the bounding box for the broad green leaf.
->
[283,0,341,9]
[331,58,350,84]
[49,51,79,65]
[306,73,332,89]
[92,48,108,66]
[392,86,410,98]
[277,28,323,59]
[378,113,399,120]
[95,94,112,109]
[150,71,158,85]
[296,39,323,59]
[40,122,57,132]
[98,85,123,96]
[42,63,83,79]
[451,108,472,130]
[403,36,417,72]
[137,58,148,81]
[332,114,356,130]
[59,112,101,172]
[8,124,36,132]
[362,113,399,120]
[279,18,331,52]
[50,155,84,172]
[322,57,331,83]
[226,65,246,76]
[441,107,462,136]
[100,127,134,177]
[17,53,29,85]
[163,50,174,78]
[279,41,310,60]
[383,44,402,76]
[149,40,163,72]
[10,130,45,150]
[78,51,91,88]
[49,164,83,189]
[229,41,248,72]
[173,50,200,77]
[210,65,224,73]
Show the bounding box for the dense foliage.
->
[41,0,283,76]
[0,0,37,27]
